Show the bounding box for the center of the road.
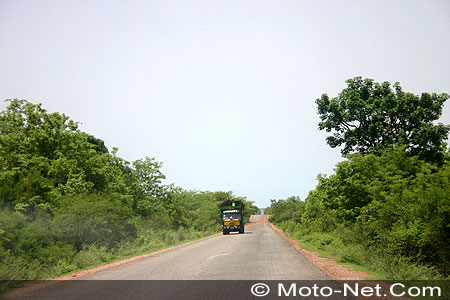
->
[207,253,231,260]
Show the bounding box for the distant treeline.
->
[0,99,258,281]
[267,78,450,280]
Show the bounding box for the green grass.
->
[281,229,383,280]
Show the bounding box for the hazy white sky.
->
[1,0,449,208]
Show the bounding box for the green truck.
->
[220,203,244,235]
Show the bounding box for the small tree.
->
[316,77,449,163]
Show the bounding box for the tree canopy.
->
[316,77,449,163]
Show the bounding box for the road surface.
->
[13,213,332,300]
[82,213,328,280]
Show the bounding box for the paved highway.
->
[14,213,332,300]
[82,213,328,280]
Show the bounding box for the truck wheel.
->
[223,230,229,235]
[239,228,244,234]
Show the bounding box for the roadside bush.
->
[381,257,439,280]
[72,244,113,269]
[0,249,42,280]
[302,232,334,250]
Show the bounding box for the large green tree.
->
[316,77,449,163]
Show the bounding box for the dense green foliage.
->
[267,148,450,279]
[268,79,449,280]
[316,77,449,164]
[0,99,258,280]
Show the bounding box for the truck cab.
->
[220,206,244,235]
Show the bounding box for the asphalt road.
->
[13,213,333,300]
[81,213,328,280]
